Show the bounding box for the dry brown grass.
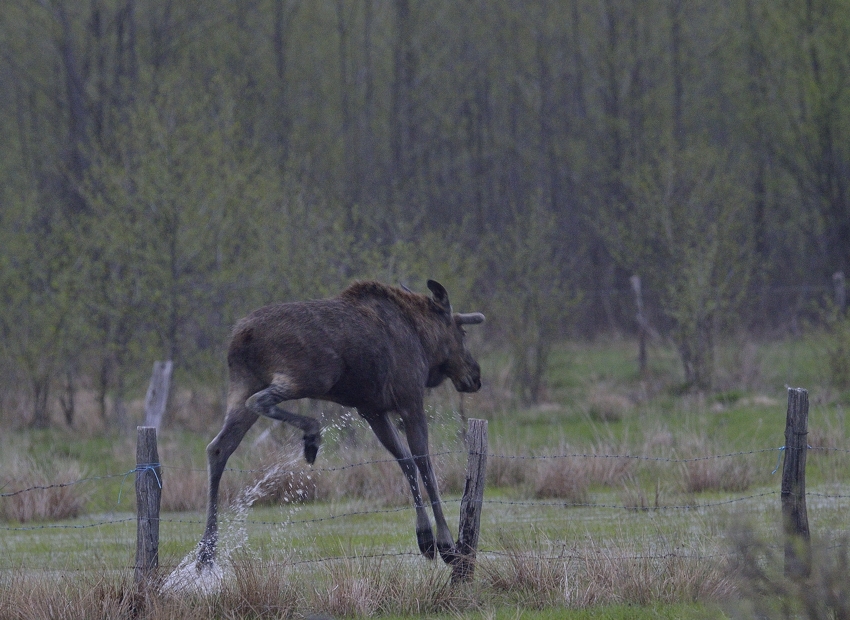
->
[571,536,736,607]
[487,443,529,489]
[488,440,635,502]
[0,458,89,522]
[160,464,209,513]
[314,555,460,618]
[532,457,590,503]
[479,531,735,610]
[0,530,738,619]
[677,436,761,494]
[619,475,666,511]
[157,441,423,514]
[480,534,569,609]
[237,437,477,509]
[586,389,634,422]
[0,557,460,619]
[0,570,138,620]
[681,457,754,493]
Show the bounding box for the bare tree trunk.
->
[668,0,685,151]
[273,0,298,169]
[360,0,377,201]
[60,367,75,427]
[336,0,355,211]
[54,1,89,213]
[97,355,110,423]
[31,375,51,429]
[392,0,415,202]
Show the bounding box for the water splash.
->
[160,553,225,596]
[160,454,301,596]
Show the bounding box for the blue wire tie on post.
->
[771,446,785,475]
[117,463,162,504]
[770,444,813,475]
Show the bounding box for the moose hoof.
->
[417,529,436,560]
[196,540,215,568]
[438,542,459,566]
[303,433,321,465]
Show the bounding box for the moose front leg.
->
[362,411,438,559]
[405,412,457,565]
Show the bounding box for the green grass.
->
[379,603,728,620]
[2,334,850,617]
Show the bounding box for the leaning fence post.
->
[781,387,810,578]
[143,360,173,430]
[630,275,648,376]
[452,417,488,584]
[135,426,162,590]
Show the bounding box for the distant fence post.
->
[452,418,488,584]
[629,275,647,376]
[143,360,173,430]
[834,271,846,315]
[781,388,810,578]
[135,426,162,590]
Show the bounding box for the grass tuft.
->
[0,457,89,522]
[677,436,760,494]
[586,390,633,422]
[532,457,590,502]
[573,535,736,607]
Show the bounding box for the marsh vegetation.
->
[2,336,850,618]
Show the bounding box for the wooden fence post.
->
[143,360,173,430]
[834,271,846,315]
[630,275,647,376]
[135,426,162,590]
[452,417,488,584]
[781,387,810,578]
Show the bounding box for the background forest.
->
[1,0,849,430]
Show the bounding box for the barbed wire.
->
[485,447,787,463]
[810,446,850,454]
[12,535,850,573]
[164,445,846,479]
[3,443,848,500]
[0,516,135,532]
[0,444,847,545]
[12,537,850,573]
[0,490,787,533]
[0,471,134,498]
[480,492,781,511]
[9,486,850,535]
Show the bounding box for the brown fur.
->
[198,280,484,568]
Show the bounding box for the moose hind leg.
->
[200,401,259,567]
[265,405,322,465]
[363,412,437,560]
[246,379,321,464]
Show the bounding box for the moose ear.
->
[426,279,452,314]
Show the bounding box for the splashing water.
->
[160,454,301,596]
[160,553,225,596]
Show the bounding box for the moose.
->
[197,280,485,568]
